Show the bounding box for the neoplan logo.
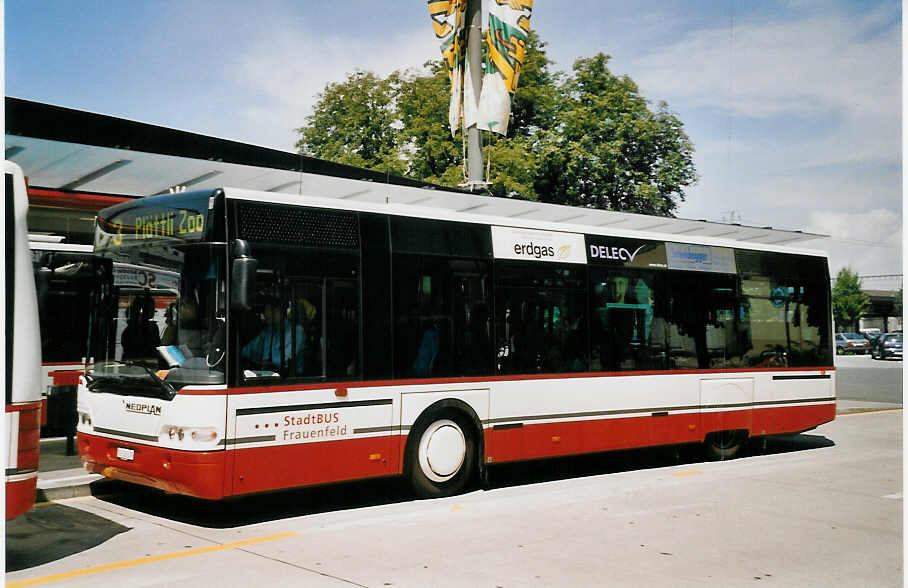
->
[589,244,647,262]
[124,402,162,416]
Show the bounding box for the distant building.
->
[859,289,902,333]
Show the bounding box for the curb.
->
[36,477,125,504]
[36,470,105,503]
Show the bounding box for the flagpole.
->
[465,0,484,191]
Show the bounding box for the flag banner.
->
[478,0,533,135]
[462,51,479,130]
[428,0,467,135]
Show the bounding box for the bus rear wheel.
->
[407,413,476,499]
[705,430,747,461]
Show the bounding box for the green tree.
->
[832,268,871,332]
[294,36,696,216]
[295,70,406,176]
[395,61,462,184]
[535,54,696,215]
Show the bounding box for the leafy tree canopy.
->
[295,32,696,216]
[831,267,871,332]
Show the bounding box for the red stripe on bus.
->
[485,403,835,464]
[27,188,130,211]
[42,361,85,367]
[231,436,397,496]
[6,400,44,413]
[6,477,37,520]
[77,403,834,499]
[16,406,42,471]
[78,433,228,500]
[50,370,82,387]
[200,366,836,396]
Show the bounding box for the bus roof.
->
[219,181,828,257]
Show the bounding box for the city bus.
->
[28,191,130,442]
[77,182,835,500]
[30,241,94,439]
[5,162,43,519]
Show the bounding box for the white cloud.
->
[633,5,900,121]
[807,208,901,246]
[631,4,900,179]
[227,26,437,150]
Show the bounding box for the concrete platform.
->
[36,438,102,502]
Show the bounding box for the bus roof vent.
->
[236,202,359,249]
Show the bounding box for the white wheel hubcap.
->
[418,419,466,483]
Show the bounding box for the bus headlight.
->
[78,411,92,428]
[190,428,218,442]
[160,426,218,445]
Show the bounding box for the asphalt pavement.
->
[13,409,902,587]
[36,356,902,503]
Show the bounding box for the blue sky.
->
[5,0,902,288]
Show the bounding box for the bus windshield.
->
[87,240,227,396]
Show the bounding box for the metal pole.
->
[466,0,484,190]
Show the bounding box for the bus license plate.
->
[116,447,135,461]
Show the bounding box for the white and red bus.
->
[5,162,43,519]
[30,240,95,442]
[28,191,130,441]
[77,182,835,500]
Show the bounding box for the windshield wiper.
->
[89,360,176,399]
[124,360,177,398]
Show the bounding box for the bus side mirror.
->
[231,240,257,311]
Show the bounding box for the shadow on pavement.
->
[94,476,414,529]
[6,503,130,572]
[93,431,834,529]
[485,432,835,491]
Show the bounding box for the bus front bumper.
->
[77,432,227,500]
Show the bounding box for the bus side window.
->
[495,262,587,375]
[237,247,360,383]
[589,270,663,372]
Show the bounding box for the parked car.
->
[861,329,880,341]
[870,333,903,360]
[835,332,871,355]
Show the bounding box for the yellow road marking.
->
[7,531,298,588]
[672,470,703,477]
[32,496,91,508]
[839,408,902,417]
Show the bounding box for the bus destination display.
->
[96,193,212,247]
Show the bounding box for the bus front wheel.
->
[705,430,747,461]
[407,413,476,499]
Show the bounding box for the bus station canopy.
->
[6,97,824,247]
